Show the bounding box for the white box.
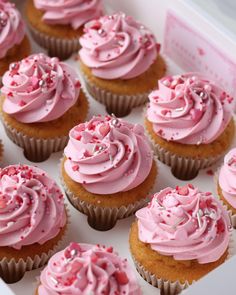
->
[3,1,236,295]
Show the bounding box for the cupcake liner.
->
[83,73,149,117]
[153,141,221,180]
[133,258,189,295]
[62,178,149,231]
[27,23,80,60]
[1,117,68,162]
[132,235,234,295]
[60,157,157,231]
[143,109,222,180]
[0,206,69,284]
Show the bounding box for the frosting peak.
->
[147,73,234,144]
[1,53,80,123]
[64,115,153,194]
[0,165,66,249]
[136,185,231,263]
[219,148,236,208]
[0,1,25,58]
[79,12,159,79]
[34,0,103,30]
[38,243,141,295]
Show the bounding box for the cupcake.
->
[0,1,31,76]
[26,0,103,60]
[0,164,67,283]
[130,185,231,294]
[61,115,157,231]
[217,148,236,228]
[35,242,141,295]
[145,72,235,180]
[0,53,88,162]
[79,12,166,117]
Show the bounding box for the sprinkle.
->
[110,118,120,127]
[75,81,81,88]
[197,211,202,227]
[199,91,208,100]
[206,169,214,176]
[71,249,78,257]
[196,136,203,145]
[72,165,79,171]
[176,107,184,112]
[114,271,129,285]
[227,157,236,166]
[198,209,203,217]
[50,277,58,285]
[178,186,189,196]
[109,154,113,163]
[39,80,45,87]
[98,28,106,37]
[209,211,217,220]
[18,100,26,107]
[162,79,170,87]
[106,246,113,253]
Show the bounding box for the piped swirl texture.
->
[79,12,159,79]
[64,115,153,194]
[1,53,81,123]
[34,0,103,30]
[146,73,234,144]
[0,1,25,59]
[0,165,66,250]
[38,242,141,295]
[136,185,231,263]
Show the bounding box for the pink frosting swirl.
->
[79,12,159,79]
[0,1,25,59]
[0,164,66,250]
[1,53,80,123]
[146,73,234,144]
[38,243,141,295]
[64,115,153,194]
[136,185,231,263]
[219,148,236,208]
[34,0,103,30]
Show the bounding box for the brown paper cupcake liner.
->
[132,235,234,294]
[82,74,149,117]
[143,109,221,180]
[60,157,157,231]
[1,117,68,162]
[27,23,80,60]
[152,141,221,180]
[133,258,188,294]
[0,206,69,284]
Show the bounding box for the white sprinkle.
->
[109,154,113,163]
[50,277,58,285]
[176,107,184,112]
[197,212,202,227]
[209,211,217,220]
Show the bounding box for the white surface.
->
[0,279,15,295]
[182,255,236,294]
[187,0,236,41]
[2,1,236,294]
